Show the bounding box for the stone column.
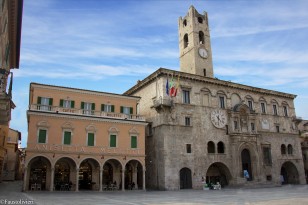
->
[99,168,103,191]
[23,166,28,191]
[122,169,125,191]
[75,168,79,192]
[143,168,146,191]
[50,167,55,191]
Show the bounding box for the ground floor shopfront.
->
[23,153,145,191]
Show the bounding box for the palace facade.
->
[24,83,147,191]
[124,6,306,190]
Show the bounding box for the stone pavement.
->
[0,181,307,205]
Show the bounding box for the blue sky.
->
[12,0,308,147]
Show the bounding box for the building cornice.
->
[124,68,296,99]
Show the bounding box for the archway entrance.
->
[241,149,252,181]
[180,167,192,189]
[125,160,143,190]
[79,161,92,190]
[280,161,299,184]
[28,156,51,190]
[103,159,121,190]
[54,157,76,191]
[206,162,232,187]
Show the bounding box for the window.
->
[273,104,278,115]
[248,100,253,111]
[38,129,47,143]
[199,31,204,44]
[185,117,191,126]
[183,19,187,27]
[37,97,53,111]
[281,144,286,155]
[121,106,133,115]
[87,133,95,146]
[234,121,238,130]
[283,106,288,117]
[217,141,224,153]
[60,99,75,108]
[131,136,137,148]
[219,96,225,109]
[263,146,272,166]
[198,17,203,23]
[63,131,71,145]
[261,102,266,114]
[203,69,206,77]
[186,144,192,153]
[110,135,117,147]
[184,34,188,48]
[251,123,255,131]
[207,141,215,153]
[81,102,95,115]
[287,144,293,155]
[182,90,190,104]
[101,104,114,112]
[276,125,280,133]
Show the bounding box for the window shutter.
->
[81,102,84,109]
[38,129,46,143]
[88,133,94,146]
[92,103,95,110]
[120,106,123,113]
[71,101,75,108]
[130,107,133,114]
[64,131,71,145]
[110,135,116,147]
[60,99,64,107]
[49,98,53,106]
[131,136,137,148]
[37,97,41,104]
[111,105,115,112]
[101,104,105,111]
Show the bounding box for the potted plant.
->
[203,183,209,190]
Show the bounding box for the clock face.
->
[199,48,208,58]
[211,109,227,128]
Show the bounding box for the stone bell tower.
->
[179,6,214,78]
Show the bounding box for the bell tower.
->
[179,6,214,78]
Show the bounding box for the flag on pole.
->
[174,74,180,97]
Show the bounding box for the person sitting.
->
[131,182,135,190]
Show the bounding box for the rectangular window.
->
[261,102,266,114]
[185,117,191,126]
[38,129,47,143]
[234,121,238,130]
[131,136,137,148]
[121,106,133,115]
[248,100,253,111]
[82,102,94,115]
[60,99,75,108]
[186,144,192,153]
[110,135,117,147]
[63,131,71,145]
[87,133,94,146]
[219,96,225,108]
[283,106,288,117]
[276,125,280,133]
[182,90,190,104]
[251,123,255,131]
[101,104,114,112]
[273,104,278,115]
[38,97,53,111]
[263,147,272,166]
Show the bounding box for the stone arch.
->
[287,144,293,155]
[125,159,144,190]
[206,162,232,187]
[280,161,300,184]
[102,158,122,189]
[207,141,215,153]
[180,167,192,189]
[54,157,77,191]
[217,141,225,153]
[199,31,204,44]
[238,142,259,181]
[231,93,241,108]
[183,34,188,48]
[78,158,100,190]
[281,144,286,155]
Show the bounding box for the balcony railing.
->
[29,104,145,121]
[153,97,173,108]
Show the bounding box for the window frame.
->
[131,135,137,149]
[182,90,190,104]
[260,102,266,114]
[219,96,225,109]
[186,144,192,153]
[185,116,191,126]
[262,146,272,166]
[63,130,72,145]
[37,128,47,144]
[283,105,288,117]
[87,132,95,146]
[273,104,278,115]
[109,134,117,148]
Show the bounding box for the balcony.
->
[29,104,145,121]
[153,97,173,112]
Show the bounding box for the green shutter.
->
[101,104,105,111]
[120,106,123,113]
[111,105,115,112]
[71,101,75,108]
[130,107,133,114]
[92,103,95,110]
[64,131,71,145]
[110,135,116,147]
[38,129,47,143]
[60,99,64,107]
[131,136,137,148]
[88,133,94,146]
[49,98,53,106]
[81,102,84,109]
[37,97,41,104]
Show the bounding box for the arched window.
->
[184,34,189,48]
[217,141,224,153]
[183,19,187,27]
[208,141,215,153]
[281,144,286,155]
[287,144,293,155]
[199,31,204,44]
[198,17,203,23]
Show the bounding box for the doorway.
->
[180,167,192,189]
[241,149,252,181]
